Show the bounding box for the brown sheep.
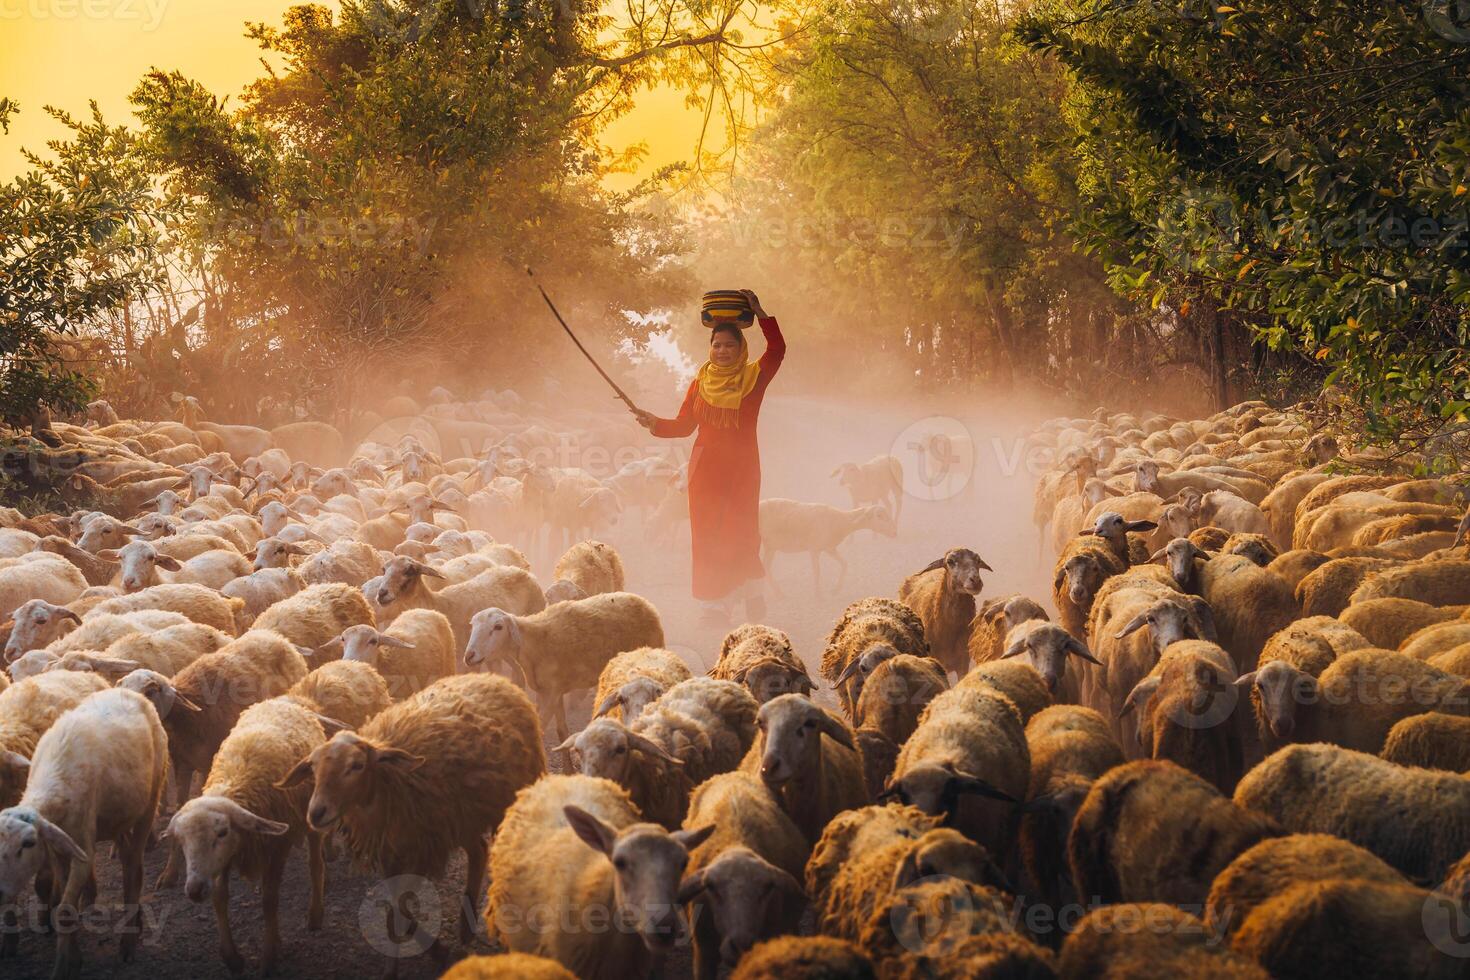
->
[820,597,928,716]
[1058,904,1267,979]
[966,594,1048,667]
[856,878,1037,979]
[679,771,808,978]
[280,674,546,969]
[88,583,244,635]
[740,694,867,844]
[1020,705,1124,912]
[165,697,329,974]
[885,680,1027,857]
[1264,548,1331,590]
[441,954,577,979]
[967,658,1055,725]
[1069,760,1280,907]
[287,659,392,729]
[1052,536,1126,639]
[711,624,813,703]
[1123,640,1244,793]
[815,826,1008,942]
[897,547,991,677]
[1205,833,1411,938]
[1294,557,1397,617]
[1232,879,1464,979]
[729,936,876,980]
[1338,597,1460,650]
[326,607,456,699]
[593,646,694,722]
[1350,559,1470,607]
[1381,711,1470,771]
[995,619,1098,703]
[252,582,374,655]
[552,540,625,595]
[1234,742,1470,884]
[1400,620,1470,660]
[803,804,939,914]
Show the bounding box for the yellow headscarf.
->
[694,333,761,428]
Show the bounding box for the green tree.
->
[1019,0,1470,451]
[0,99,164,433]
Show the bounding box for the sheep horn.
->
[949,773,1017,803]
[626,731,684,767]
[1065,637,1102,666]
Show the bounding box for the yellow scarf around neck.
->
[694,336,761,428]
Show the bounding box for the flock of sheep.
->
[0,391,1468,980]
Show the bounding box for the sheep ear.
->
[1120,677,1160,718]
[57,608,81,625]
[1125,520,1159,533]
[949,773,1017,803]
[793,672,815,696]
[892,849,923,890]
[627,732,684,767]
[310,712,352,736]
[817,713,856,751]
[592,693,622,718]
[976,557,994,572]
[97,549,120,561]
[0,750,30,774]
[673,824,716,853]
[1234,671,1257,690]
[223,799,290,836]
[34,814,87,863]
[919,557,947,574]
[676,869,708,904]
[378,635,415,650]
[375,748,424,771]
[1065,637,1102,666]
[564,805,618,856]
[275,757,315,790]
[1001,637,1028,659]
[415,563,446,580]
[553,735,577,753]
[154,555,183,571]
[1115,614,1148,639]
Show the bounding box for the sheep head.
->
[1158,537,1210,592]
[920,548,991,595]
[117,669,201,720]
[754,695,855,789]
[376,556,444,606]
[3,599,80,660]
[104,539,183,593]
[166,797,289,902]
[0,807,86,906]
[676,846,803,968]
[1056,554,1106,609]
[1002,622,1100,693]
[563,806,713,953]
[278,732,424,833]
[834,642,901,706]
[333,625,414,669]
[462,608,523,674]
[1114,597,1212,658]
[733,657,814,704]
[1001,596,1047,633]
[1133,460,1162,493]
[558,718,682,783]
[879,761,1016,820]
[892,828,1009,894]
[1082,512,1158,557]
[1238,660,1314,741]
[75,515,143,554]
[544,578,589,606]
[254,536,306,571]
[594,676,668,724]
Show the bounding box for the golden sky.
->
[0,0,709,187]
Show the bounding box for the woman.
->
[634,289,785,624]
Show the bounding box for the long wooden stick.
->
[527,267,638,411]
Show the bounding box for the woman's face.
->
[710,331,743,368]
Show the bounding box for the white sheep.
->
[222,567,306,627]
[0,552,87,623]
[758,500,897,591]
[0,687,167,975]
[831,454,903,523]
[103,538,251,593]
[463,591,665,739]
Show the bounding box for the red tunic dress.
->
[652,317,786,600]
